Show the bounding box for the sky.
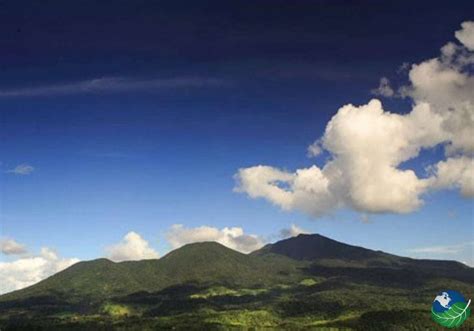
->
[0,0,473,294]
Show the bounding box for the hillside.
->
[0,234,473,330]
[0,241,303,303]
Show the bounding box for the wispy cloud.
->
[6,164,35,175]
[407,241,474,254]
[370,77,395,97]
[0,76,229,98]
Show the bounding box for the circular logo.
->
[432,290,471,328]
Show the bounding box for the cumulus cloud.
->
[166,224,265,254]
[371,77,395,97]
[236,101,438,215]
[105,231,159,262]
[279,224,308,239]
[7,164,35,175]
[235,21,474,217]
[429,157,474,197]
[0,247,79,294]
[0,238,27,255]
[234,166,296,211]
[0,76,228,98]
[404,48,474,155]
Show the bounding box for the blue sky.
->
[0,0,473,293]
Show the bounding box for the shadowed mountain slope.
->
[252,234,471,272]
[252,234,392,261]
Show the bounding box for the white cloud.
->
[307,139,323,158]
[455,21,474,51]
[234,166,296,211]
[371,77,395,97]
[235,100,442,215]
[429,157,474,197]
[235,21,474,217]
[0,238,27,255]
[279,224,308,239]
[105,231,159,262]
[0,76,227,98]
[404,58,474,156]
[7,164,34,175]
[166,224,265,254]
[0,247,79,295]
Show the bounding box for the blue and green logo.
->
[432,290,471,328]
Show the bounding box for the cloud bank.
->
[0,247,79,294]
[235,21,474,217]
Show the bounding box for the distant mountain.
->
[253,233,471,280]
[252,233,400,265]
[1,234,472,330]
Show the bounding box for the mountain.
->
[1,234,473,330]
[0,242,300,303]
[252,233,402,266]
[253,233,470,272]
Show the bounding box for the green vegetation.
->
[0,234,473,330]
[205,309,279,327]
[190,286,268,299]
[101,303,132,317]
[299,278,320,286]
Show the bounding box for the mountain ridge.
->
[1,233,471,302]
[1,233,473,330]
